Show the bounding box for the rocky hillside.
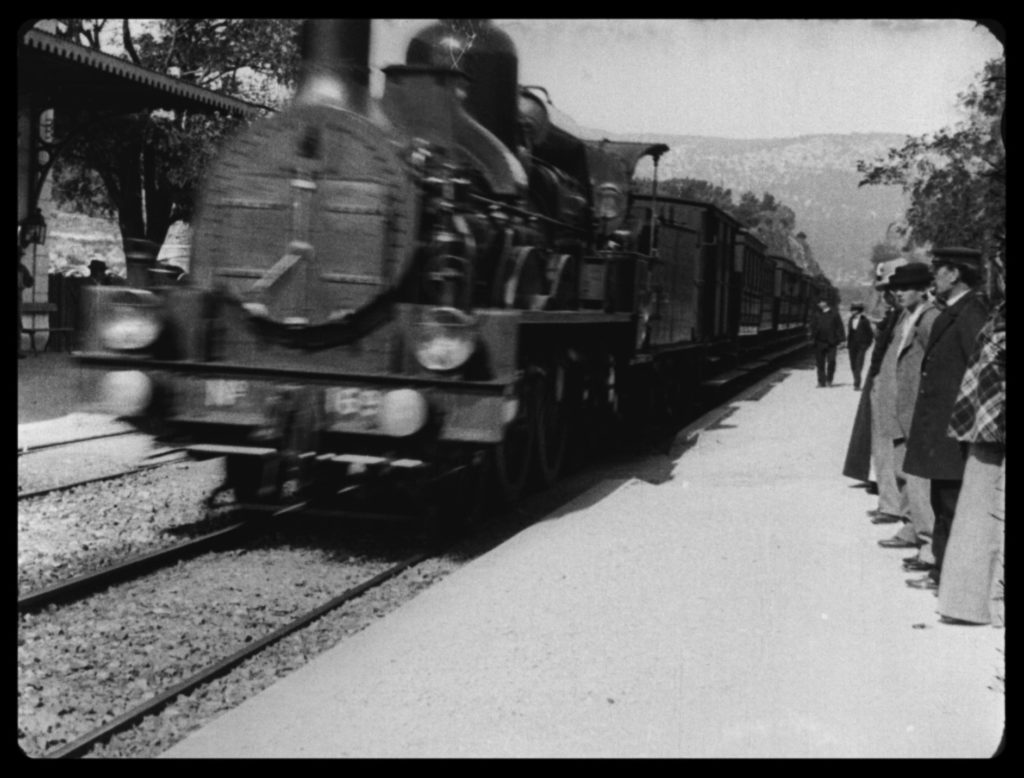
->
[619,132,911,286]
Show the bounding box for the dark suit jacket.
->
[809,308,845,346]
[847,314,874,352]
[903,290,990,480]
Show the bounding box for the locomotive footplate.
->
[74,355,519,445]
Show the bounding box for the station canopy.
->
[19,28,260,118]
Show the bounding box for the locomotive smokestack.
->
[296,19,371,113]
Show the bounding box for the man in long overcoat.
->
[903,247,990,590]
[809,298,845,387]
[846,302,874,390]
[873,262,940,564]
[842,259,906,485]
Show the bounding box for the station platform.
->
[153,360,1001,757]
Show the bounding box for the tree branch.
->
[122,18,141,65]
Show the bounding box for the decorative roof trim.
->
[21,29,262,118]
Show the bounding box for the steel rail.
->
[18,456,189,501]
[18,518,254,614]
[45,542,434,759]
[18,429,139,457]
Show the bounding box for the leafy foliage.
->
[870,242,903,265]
[48,19,303,252]
[857,57,1005,287]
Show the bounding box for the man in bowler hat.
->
[902,247,990,590]
[809,298,845,387]
[872,262,940,566]
[846,302,874,390]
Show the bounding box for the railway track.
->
[43,532,436,759]
[18,429,140,457]
[18,450,189,501]
[18,517,254,614]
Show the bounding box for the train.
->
[75,19,836,529]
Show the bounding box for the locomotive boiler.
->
[76,19,827,529]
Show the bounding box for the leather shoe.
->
[871,513,903,525]
[906,575,938,590]
[865,483,879,495]
[903,559,935,572]
[879,537,919,548]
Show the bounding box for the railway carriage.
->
[75,19,830,528]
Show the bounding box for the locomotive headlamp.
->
[99,370,153,417]
[378,388,429,437]
[99,290,163,351]
[412,306,477,372]
[595,183,625,221]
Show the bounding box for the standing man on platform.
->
[846,302,874,390]
[842,258,906,487]
[873,262,940,565]
[937,299,1005,624]
[902,247,990,591]
[810,298,845,387]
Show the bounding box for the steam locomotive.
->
[76,19,835,528]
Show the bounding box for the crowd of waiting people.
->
[839,247,1005,627]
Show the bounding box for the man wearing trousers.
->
[872,262,940,567]
[903,247,990,591]
[809,298,845,387]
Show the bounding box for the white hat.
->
[874,257,909,289]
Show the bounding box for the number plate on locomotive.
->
[325,387,383,424]
[205,379,249,407]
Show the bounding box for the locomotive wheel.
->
[491,376,536,505]
[532,362,571,488]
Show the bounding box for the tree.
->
[732,191,762,228]
[869,242,903,265]
[48,19,302,254]
[857,57,1005,289]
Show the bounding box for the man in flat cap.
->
[902,247,990,591]
[846,302,874,391]
[872,262,940,567]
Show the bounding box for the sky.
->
[370,19,1003,140]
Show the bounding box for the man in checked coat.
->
[937,299,1005,624]
[902,247,990,591]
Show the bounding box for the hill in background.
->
[614,131,910,287]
